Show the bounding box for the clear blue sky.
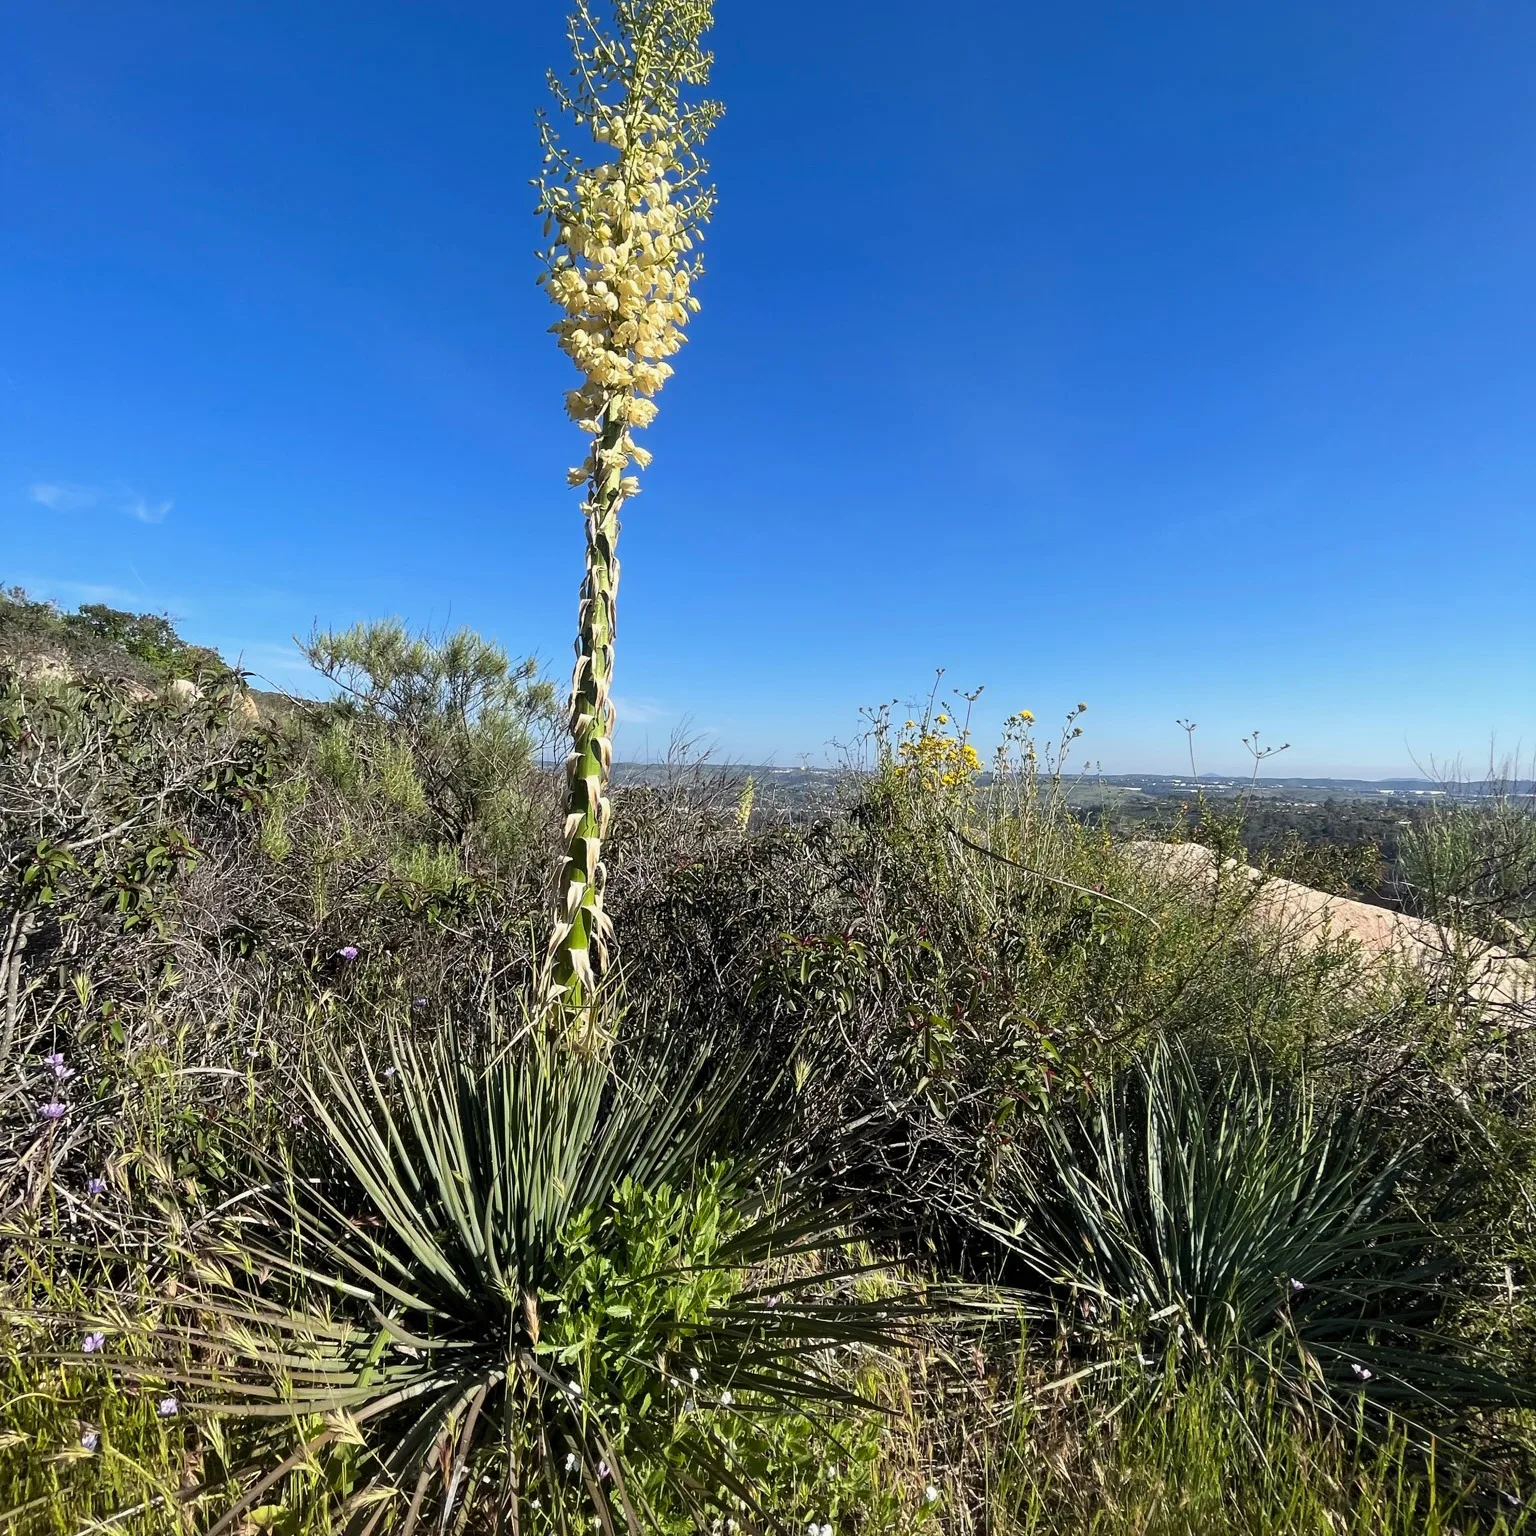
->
[4,2,1533,776]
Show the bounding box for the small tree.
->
[535,0,721,1034]
[304,619,557,868]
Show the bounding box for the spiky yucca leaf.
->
[988,1044,1526,1420]
[135,1031,925,1534]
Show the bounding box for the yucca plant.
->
[987,1044,1525,1422]
[95,1029,921,1534]
[535,0,722,1035]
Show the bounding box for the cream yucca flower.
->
[535,0,721,1036]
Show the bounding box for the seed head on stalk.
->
[535,0,721,1041]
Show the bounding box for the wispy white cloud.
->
[123,493,172,524]
[29,481,172,523]
[30,482,99,512]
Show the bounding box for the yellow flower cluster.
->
[896,731,983,792]
[539,100,708,493]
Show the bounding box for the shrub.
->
[1398,771,1536,959]
[302,620,558,876]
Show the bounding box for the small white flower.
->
[565,1452,578,1472]
[157,1396,179,1417]
[689,1365,700,1383]
[1351,1363,1373,1381]
[1290,1277,1306,1293]
[719,1389,733,1407]
[566,1379,582,1398]
[80,1430,99,1452]
[924,1484,940,1504]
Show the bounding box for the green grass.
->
[908,1353,1530,1535]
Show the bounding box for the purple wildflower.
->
[1351,1363,1373,1381]
[38,1101,67,1122]
[80,1430,99,1453]
[88,1176,108,1197]
[82,1332,106,1354]
[157,1396,179,1417]
[336,945,359,962]
[412,997,428,1009]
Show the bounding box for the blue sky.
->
[3,2,1533,776]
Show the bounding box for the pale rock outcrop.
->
[162,677,260,729]
[1123,840,1534,1019]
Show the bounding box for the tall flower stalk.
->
[536,0,720,1036]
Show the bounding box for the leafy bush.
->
[0,670,279,1081]
[0,586,231,685]
[1398,774,1536,958]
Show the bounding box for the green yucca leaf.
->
[985,1042,1529,1427]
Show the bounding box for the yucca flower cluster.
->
[539,105,707,489]
[534,0,721,1026]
